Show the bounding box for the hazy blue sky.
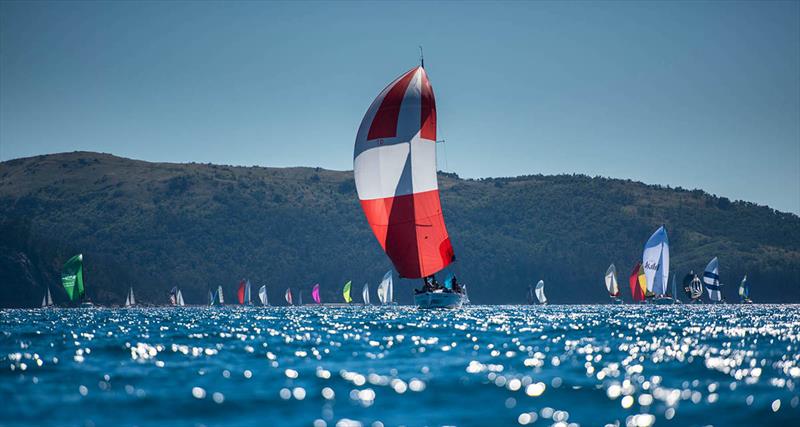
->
[2,1,798,213]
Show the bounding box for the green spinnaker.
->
[343,281,352,303]
[61,254,84,302]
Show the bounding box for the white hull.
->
[414,291,465,309]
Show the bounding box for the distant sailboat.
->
[62,254,90,307]
[209,289,216,306]
[605,264,622,304]
[629,262,646,303]
[362,283,370,305]
[284,288,293,306]
[739,275,752,304]
[643,226,673,304]
[124,286,136,307]
[176,289,185,306]
[258,285,269,306]
[526,282,535,305]
[343,281,352,303]
[217,285,225,305]
[377,271,394,305]
[534,280,547,305]
[670,273,681,304]
[312,284,321,304]
[237,280,252,305]
[298,290,303,306]
[690,274,704,303]
[41,287,54,308]
[703,257,724,303]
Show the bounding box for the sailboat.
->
[312,284,321,304]
[534,280,547,305]
[124,286,136,307]
[284,288,293,306]
[739,275,752,304]
[237,279,252,305]
[605,264,623,304]
[629,262,647,303]
[169,287,186,306]
[62,254,92,307]
[703,257,724,303]
[258,285,269,306]
[343,281,352,304]
[217,285,225,305]
[377,270,394,305]
[209,289,216,306]
[690,274,704,303]
[298,290,303,306]
[353,62,463,309]
[362,283,370,305]
[670,273,681,304]
[642,226,673,304]
[41,286,54,308]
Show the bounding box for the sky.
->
[1,1,798,214]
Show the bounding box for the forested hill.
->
[1,151,798,307]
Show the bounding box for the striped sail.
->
[642,226,670,296]
[629,262,646,302]
[354,66,454,279]
[605,264,619,297]
[703,257,723,302]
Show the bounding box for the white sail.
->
[130,287,136,306]
[604,264,619,297]
[377,270,393,304]
[176,289,185,306]
[534,280,546,304]
[703,257,723,302]
[209,290,214,306]
[217,285,224,304]
[642,226,670,295]
[690,275,703,300]
[42,292,48,308]
[362,283,370,305]
[244,280,252,304]
[259,285,268,306]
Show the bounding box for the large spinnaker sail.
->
[703,257,723,302]
[312,284,321,304]
[605,264,619,297]
[629,262,646,302]
[534,280,546,304]
[343,281,352,303]
[61,254,85,302]
[353,66,455,279]
[642,226,669,295]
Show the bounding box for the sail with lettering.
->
[343,281,352,303]
[217,285,225,304]
[285,288,293,305]
[61,254,85,303]
[377,270,393,305]
[642,226,669,297]
[353,65,455,280]
[605,264,620,298]
[534,280,547,304]
[258,285,268,306]
[312,284,321,304]
[703,257,723,302]
[629,262,646,302]
[362,283,370,305]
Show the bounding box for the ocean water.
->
[1,305,799,427]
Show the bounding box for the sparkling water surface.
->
[2,305,799,427]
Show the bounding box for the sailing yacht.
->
[377,271,394,305]
[41,286,54,308]
[343,281,352,304]
[739,275,752,304]
[62,254,93,307]
[284,288,293,306]
[629,262,647,303]
[258,285,269,306]
[353,62,464,309]
[703,257,725,303]
[362,283,370,305]
[312,284,321,304]
[124,286,136,307]
[605,264,623,304]
[642,226,674,304]
[534,280,547,305]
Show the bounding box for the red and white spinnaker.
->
[353,66,455,279]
